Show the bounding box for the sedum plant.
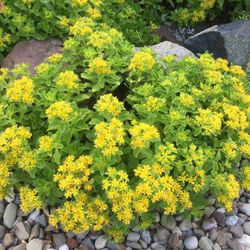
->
[0,13,250,242]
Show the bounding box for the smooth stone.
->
[229,225,244,238]
[225,215,238,227]
[238,203,250,216]
[5,188,15,203]
[161,215,176,230]
[29,224,40,240]
[95,235,108,249]
[138,239,147,249]
[27,239,43,250]
[243,221,250,235]
[106,242,123,250]
[76,230,89,242]
[153,212,160,223]
[140,230,151,244]
[125,242,142,249]
[194,228,205,238]
[28,209,40,222]
[202,218,217,231]
[35,213,48,227]
[82,237,95,250]
[184,236,199,249]
[226,239,240,250]
[209,228,218,241]
[0,201,5,218]
[179,220,192,231]
[152,244,166,250]
[183,229,193,237]
[168,233,180,249]
[155,227,170,243]
[126,232,140,242]
[66,238,78,248]
[3,233,15,248]
[237,216,245,226]
[199,236,213,250]
[3,203,18,229]
[58,244,69,250]
[212,243,221,250]
[89,231,102,240]
[13,243,26,250]
[0,225,6,239]
[52,233,66,248]
[172,226,182,236]
[212,211,225,226]
[238,234,250,247]
[14,222,30,240]
[216,231,226,246]
[204,206,216,218]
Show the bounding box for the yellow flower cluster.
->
[240,144,250,157]
[47,53,63,63]
[86,8,101,19]
[0,161,11,199]
[39,135,53,152]
[70,17,94,36]
[144,96,165,111]
[179,93,194,106]
[19,186,42,213]
[154,144,177,167]
[134,163,192,215]
[57,71,79,89]
[191,10,205,23]
[0,68,9,82]
[129,122,160,149]
[205,70,223,83]
[103,168,133,224]
[88,57,112,74]
[88,31,112,49]
[129,51,156,72]
[200,0,216,9]
[242,166,250,190]
[94,118,125,156]
[46,101,73,121]
[54,155,93,198]
[18,151,36,172]
[49,193,108,233]
[195,108,223,135]
[223,142,237,159]
[71,0,88,7]
[95,94,123,116]
[35,63,49,74]
[58,16,70,27]
[223,103,248,130]
[6,76,34,104]
[215,174,240,211]
[229,65,246,76]
[186,144,207,167]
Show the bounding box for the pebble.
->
[138,239,147,249]
[0,202,5,218]
[161,215,176,230]
[153,212,160,223]
[237,216,245,225]
[225,215,238,227]
[229,225,244,238]
[3,233,15,248]
[28,209,40,222]
[66,238,78,248]
[0,225,6,239]
[202,218,217,231]
[199,236,213,250]
[194,228,205,238]
[13,243,26,250]
[238,234,250,247]
[125,242,142,249]
[184,236,199,249]
[5,188,15,203]
[27,238,43,250]
[140,230,151,244]
[52,233,66,248]
[82,237,95,250]
[179,220,192,231]
[168,233,180,249]
[204,206,216,218]
[216,231,226,246]
[212,211,225,226]
[35,213,48,227]
[106,241,121,250]
[29,224,40,240]
[59,244,69,250]
[155,227,170,243]
[3,203,18,229]
[212,243,221,250]
[243,221,250,235]
[209,228,218,241]
[95,235,108,249]
[76,230,89,242]
[126,232,140,242]
[14,222,30,240]
[172,226,182,236]
[238,203,250,216]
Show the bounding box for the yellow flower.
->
[191,10,205,23]
[200,0,216,9]
[6,76,34,104]
[54,155,93,198]
[58,16,70,27]
[179,93,194,106]
[0,68,9,82]
[86,8,101,19]
[71,0,88,6]
[129,123,160,149]
[47,53,63,63]
[35,63,49,74]
[95,94,123,116]
[39,136,53,152]
[223,142,237,159]
[242,166,250,190]
[18,151,36,172]
[229,65,246,76]
[0,161,11,199]
[19,186,42,213]
[240,144,250,157]
[94,118,125,156]
[88,57,112,74]
[21,0,33,3]
[70,18,94,36]
[195,108,223,135]
[88,31,112,49]
[129,51,156,72]
[46,101,73,121]
[205,70,223,83]
[57,71,79,89]
[162,54,175,63]
[144,96,165,111]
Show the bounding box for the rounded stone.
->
[225,215,238,227]
[243,221,250,235]
[0,225,6,239]
[27,239,43,250]
[59,244,69,250]
[202,218,217,231]
[14,222,30,240]
[3,233,15,248]
[161,215,176,230]
[184,236,198,249]
[179,220,192,231]
[199,236,213,250]
[95,235,108,249]
[238,203,250,216]
[13,243,26,250]
[140,230,151,244]
[126,232,140,242]
[3,203,18,229]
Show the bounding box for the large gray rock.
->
[184,20,250,68]
[2,38,62,75]
[151,41,195,60]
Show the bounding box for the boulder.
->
[184,20,250,68]
[2,38,62,75]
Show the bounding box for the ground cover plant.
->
[0,6,250,240]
